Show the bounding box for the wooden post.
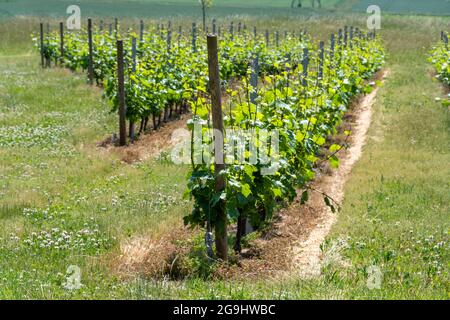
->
[129,38,137,142]
[192,22,197,52]
[116,40,127,147]
[250,55,259,104]
[350,26,354,48]
[238,22,241,35]
[230,22,234,39]
[206,35,227,261]
[140,20,144,43]
[212,19,216,34]
[330,33,335,59]
[265,30,269,47]
[46,24,51,68]
[131,37,137,72]
[338,28,343,47]
[87,18,94,85]
[109,23,112,36]
[167,30,172,52]
[318,41,324,80]
[45,22,51,67]
[286,52,291,64]
[286,52,292,87]
[99,20,104,32]
[253,26,257,38]
[344,25,348,46]
[59,22,64,66]
[46,22,52,66]
[40,23,45,68]
[302,47,309,87]
[114,18,118,37]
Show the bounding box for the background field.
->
[0,0,340,18]
[0,0,449,18]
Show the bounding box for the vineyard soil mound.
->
[98,115,189,164]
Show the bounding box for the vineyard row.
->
[36,20,385,260]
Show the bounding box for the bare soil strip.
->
[98,114,189,163]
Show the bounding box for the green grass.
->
[0,50,191,298]
[0,11,449,299]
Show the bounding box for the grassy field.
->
[0,6,449,299]
[0,53,191,298]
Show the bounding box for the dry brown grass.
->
[98,114,189,164]
[111,225,197,279]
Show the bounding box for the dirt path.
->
[289,70,389,279]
